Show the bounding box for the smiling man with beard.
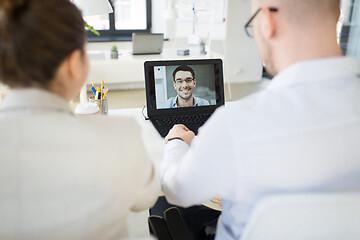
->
[164,65,210,108]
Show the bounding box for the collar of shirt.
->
[0,88,73,114]
[171,96,199,108]
[267,57,359,90]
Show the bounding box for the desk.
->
[109,107,222,211]
[88,48,222,85]
[80,48,223,103]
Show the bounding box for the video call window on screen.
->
[154,64,217,109]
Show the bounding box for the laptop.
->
[132,33,164,55]
[144,59,225,137]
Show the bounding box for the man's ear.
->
[173,81,176,89]
[261,8,277,39]
[193,80,196,87]
[66,49,83,80]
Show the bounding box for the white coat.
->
[0,88,160,240]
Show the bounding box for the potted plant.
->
[111,45,118,59]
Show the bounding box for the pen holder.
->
[89,96,108,115]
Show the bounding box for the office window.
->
[339,0,358,56]
[84,0,151,41]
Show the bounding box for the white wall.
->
[151,0,166,34]
[154,0,262,84]
[152,0,227,40]
[223,0,262,83]
[87,0,262,89]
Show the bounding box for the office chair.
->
[148,216,173,240]
[148,207,194,240]
[164,207,194,240]
[241,192,360,240]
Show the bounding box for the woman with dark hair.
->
[0,0,160,239]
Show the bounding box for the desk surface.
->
[89,47,222,63]
[81,47,224,103]
[86,48,223,86]
[109,107,222,211]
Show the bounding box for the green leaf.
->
[84,21,100,36]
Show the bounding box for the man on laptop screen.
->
[156,64,216,109]
[160,65,210,108]
[144,59,224,137]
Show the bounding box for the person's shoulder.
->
[75,115,141,138]
[195,97,210,106]
[167,96,176,103]
[75,115,146,157]
[159,96,176,108]
[224,88,279,115]
[210,90,271,124]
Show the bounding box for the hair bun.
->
[0,0,26,17]
[0,0,26,29]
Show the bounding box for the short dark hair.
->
[0,0,86,88]
[172,65,195,81]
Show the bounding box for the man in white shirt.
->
[160,0,360,239]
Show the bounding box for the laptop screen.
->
[145,59,224,115]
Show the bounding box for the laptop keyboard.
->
[153,113,212,126]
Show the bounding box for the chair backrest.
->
[148,216,173,240]
[241,192,360,240]
[164,207,194,240]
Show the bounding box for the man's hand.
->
[165,124,195,145]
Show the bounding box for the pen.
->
[91,83,96,95]
[101,80,104,101]
[95,91,101,100]
[102,89,108,99]
[95,87,101,100]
